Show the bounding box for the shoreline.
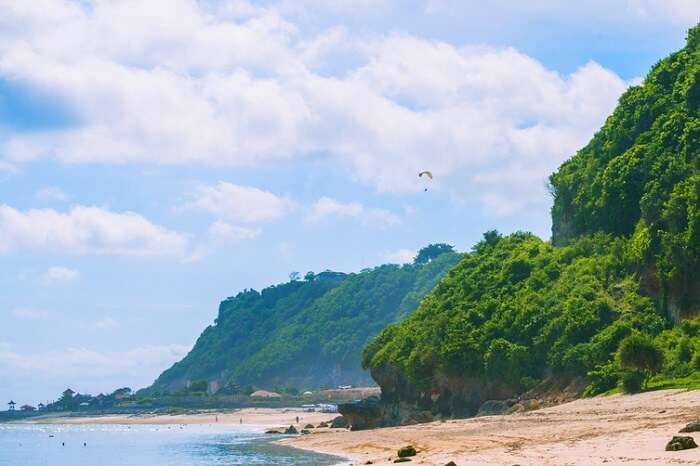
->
[9,407,337,429]
[282,388,700,465]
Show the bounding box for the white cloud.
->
[183,182,295,223]
[384,248,416,264]
[307,196,400,226]
[11,308,49,320]
[0,204,187,256]
[208,220,259,241]
[35,186,69,203]
[44,265,80,282]
[0,0,674,213]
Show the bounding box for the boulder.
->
[284,425,298,435]
[665,436,698,451]
[304,424,315,429]
[301,429,311,434]
[264,429,282,434]
[397,445,417,458]
[476,399,517,417]
[318,421,329,428]
[403,410,434,425]
[330,416,349,429]
[680,421,700,433]
[338,396,383,431]
[394,459,411,463]
[445,462,457,466]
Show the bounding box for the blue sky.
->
[0,0,698,405]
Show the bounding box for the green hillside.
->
[147,245,461,393]
[361,24,700,416]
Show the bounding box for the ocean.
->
[0,423,345,466]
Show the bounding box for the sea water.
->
[0,423,345,466]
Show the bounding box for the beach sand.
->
[15,407,336,428]
[282,388,700,465]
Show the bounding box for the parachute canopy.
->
[418,171,433,179]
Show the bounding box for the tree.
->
[289,272,301,282]
[414,243,455,264]
[304,271,316,281]
[617,333,664,388]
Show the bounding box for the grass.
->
[599,371,700,397]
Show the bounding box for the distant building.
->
[20,405,36,412]
[249,390,282,399]
[7,400,16,412]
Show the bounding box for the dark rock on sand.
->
[394,459,411,463]
[304,423,315,429]
[300,429,311,434]
[397,445,417,457]
[665,436,698,451]
[338,396,383,431]
[445,462,457,466]
[284,425,298,434]
[264,429,282,434]
[330,416,349,429]
[680,421,700,433]
[318,421,329,428]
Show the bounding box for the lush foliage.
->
[147,246,461,393]
[363,25,700,400]
[550,24,700,315]
[362,232,666,392]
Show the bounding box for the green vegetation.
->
[550,24,700,317]
[362,24,700,403]
[147,245,461,394]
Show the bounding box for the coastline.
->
[282,389,700,465]
[11,407,336,428]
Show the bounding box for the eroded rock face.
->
[665,436,698,451]
[338,396,383,430]
[330,415,348,429]
[476,399,517,417]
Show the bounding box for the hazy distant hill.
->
[146,244,461,394]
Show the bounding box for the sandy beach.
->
[283,389,700,465]
[14,407,336,428]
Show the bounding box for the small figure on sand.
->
[296,416,299,423]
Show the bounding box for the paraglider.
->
[418,171,433,191]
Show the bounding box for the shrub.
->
[584,362,620,396]
[617,333,664,387]
[621,371,645,393]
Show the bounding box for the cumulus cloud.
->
[0,204,187,256]
[183,182,295,223]
[0,0,664,213]
[35,186,69,203]
[384,248,416,264]
[44,265,80,282]
[307,196,399,226]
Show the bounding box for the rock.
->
[301,429,311,434]
[445,462,457,466]
[264,429,282,434]
[397,445,417,458]
[318,421,329,428]
[364,461,373,465]
[330,416,349,429]
[394,459,412,463]
[284,425,298,434]
[665,435,698,451]
[403,410,434,425]
[304,423,315,429]
[476,399,517,417]
[338,396,383,431]
[680,421,700,433]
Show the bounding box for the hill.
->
[146,245,461,394]
[359,24,700,423]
